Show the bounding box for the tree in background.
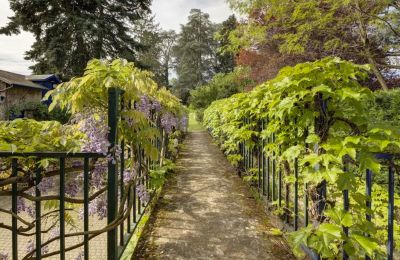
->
[0,0,151,79]
[215,15,237,74]
[189,66,253,120]
[173,9,218,103]
[227,0,400,90]
[158,30,177,88]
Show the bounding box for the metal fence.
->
[239,118,398,260]
[0,88,168,260]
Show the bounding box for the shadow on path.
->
[133,131,295,259]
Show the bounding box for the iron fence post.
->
[107,87,120,260]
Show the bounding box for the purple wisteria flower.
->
[74,113,110,155]
[16,197,26,213]
[26,240,34,254]
[75,251,85,260]
[152,100,161,112]
[161,112,178,134]
[91,162,107,189]
[38,177,54,194]
[49,227,60,239]
[136,95,152,119]
[0,251,8,260]
[65,179,80,197]
[123,166,137,182]
[136,184,150,203]
[180,115,188,130]
[88,196,107,220]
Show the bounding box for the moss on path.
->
[133,131,295,259]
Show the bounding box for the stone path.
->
[133,131,295,259]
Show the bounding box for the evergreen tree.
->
[0,0,151,79]
[215,15,237,73]
[173,9,218,103]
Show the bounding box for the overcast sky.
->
[0,0,232,75]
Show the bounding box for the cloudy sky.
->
[0,0,232,75]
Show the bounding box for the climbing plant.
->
[0,59,187,259]
[204,57,400,259]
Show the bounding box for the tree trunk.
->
[355,0,389,91]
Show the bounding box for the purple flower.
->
[74,113,110,155]
[123,166,137,182]
[26,240,34,254]
[88,196,107,220]
[16,197,26,213]
[65,179,80,197]
[152,100,161,112]
[38,177,54,194]
[75,251,85,260]
[0,251,8,260]
[136,184,150,203]
[161,112,178,134]
[135,95,151,119]
[180,115,188,130]
[49,227,60,239]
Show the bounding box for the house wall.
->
[0,82,43,120]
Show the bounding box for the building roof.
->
[0,70,48,90]
[26,74,61,83]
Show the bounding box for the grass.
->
[188,111,204,132]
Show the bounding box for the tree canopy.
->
[1,0,151,79]
[227,0,400,90]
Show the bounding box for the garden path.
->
[133,130,294,259]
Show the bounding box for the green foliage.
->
[368,88,400,128]
[6,101,70,123]
[215,15,237,74]
[204,57,400,259]
[133,13,177,87]
[173,9,219,103]
[190,66,253,112]
[226,0,400,90]
[150,159,176,189]
[0,119,84,152]
[0,0,151,79]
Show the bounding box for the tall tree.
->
[0,0,151,79]
[132,15,176,87]
[215,15,237,73]
[173,9,218,103]
[227,0,400,90]
[158,30,177,88]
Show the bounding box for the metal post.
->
[107,87,119,260]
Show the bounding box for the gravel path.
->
[133,131,295,260]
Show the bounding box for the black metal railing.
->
[0,88,168,260]
[238,118,398,260]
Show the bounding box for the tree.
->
[215,15,238,73]
[158,30,177,88]
[227,0,400,90]
[132,14,177,88]
[0,0,151,79]
[190,66,253,110]
[173,9,218,103]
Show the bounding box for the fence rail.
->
[237,118,398,260]
[0,88,169,260]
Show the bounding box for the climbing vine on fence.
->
[0,59,187,259]
[204,57,400,259]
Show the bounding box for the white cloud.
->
[152,0,233,31]
[0,0,233,75]
[0,0,35,75]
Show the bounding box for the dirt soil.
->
[133,131,295,260]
